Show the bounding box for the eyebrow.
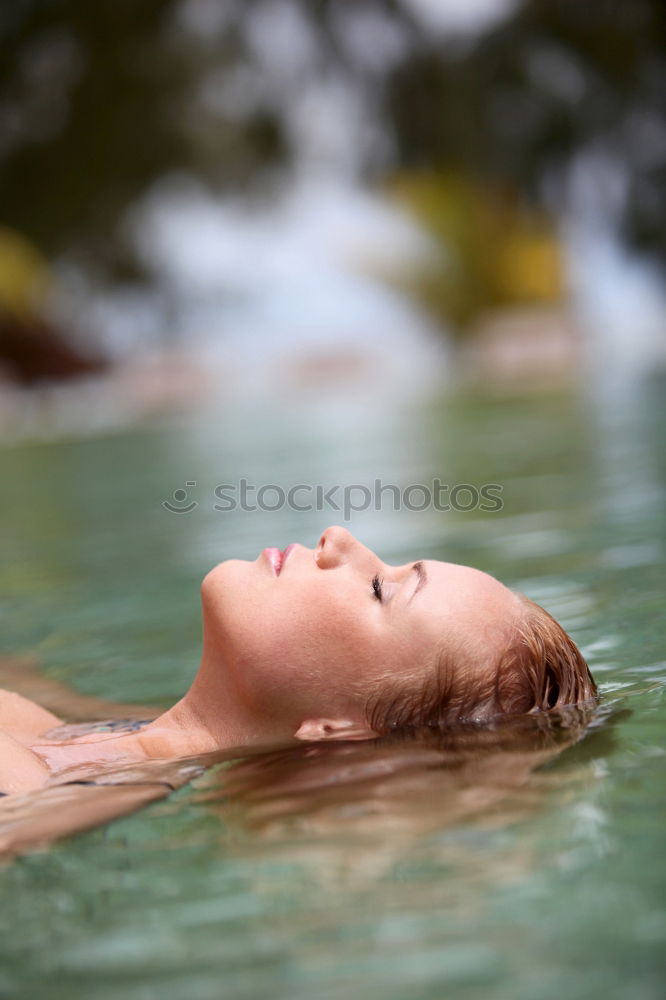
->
[406,561,427,604]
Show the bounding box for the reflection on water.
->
[0,382,664,1000]
[191,711,600,864]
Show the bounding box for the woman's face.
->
[201,526,522,737]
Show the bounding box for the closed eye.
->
[371,574,384,602]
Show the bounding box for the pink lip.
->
[280,544,296,572]
[262,544,296,576]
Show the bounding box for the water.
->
[0,382,664,1000]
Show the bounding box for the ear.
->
[293,718,377,742]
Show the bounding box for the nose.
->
[315,525,367,570]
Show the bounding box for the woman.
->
[0,525,597,796]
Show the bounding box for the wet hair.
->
[364,593,597,734]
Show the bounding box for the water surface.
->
[0,383,664,1000]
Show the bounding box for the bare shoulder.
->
[0,688,62,745]
[0,729,50,794]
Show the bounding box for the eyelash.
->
[371,574,384,602]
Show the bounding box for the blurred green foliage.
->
[387,172,563,333]
[0,0,285,279]
[0,0,664,284]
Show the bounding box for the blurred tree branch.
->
[0,0,664,285]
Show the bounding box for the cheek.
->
[238,606,365,713]
[228,621,325,721]
[202,567,390,711]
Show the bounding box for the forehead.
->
[423,559,508,601]
[409,559,519,651]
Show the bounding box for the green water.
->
[1,384,664,1000]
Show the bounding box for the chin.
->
[201,558,247,601]
[200,559,269,648]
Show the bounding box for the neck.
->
[139,644,289,759]
[34,646,293,781]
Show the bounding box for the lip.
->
[280,544,296,573]
[262,544,296,576]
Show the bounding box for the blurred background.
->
[1,0,665,421]
[1,3,665,1000]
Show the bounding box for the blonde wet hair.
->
[364,594,597,733]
